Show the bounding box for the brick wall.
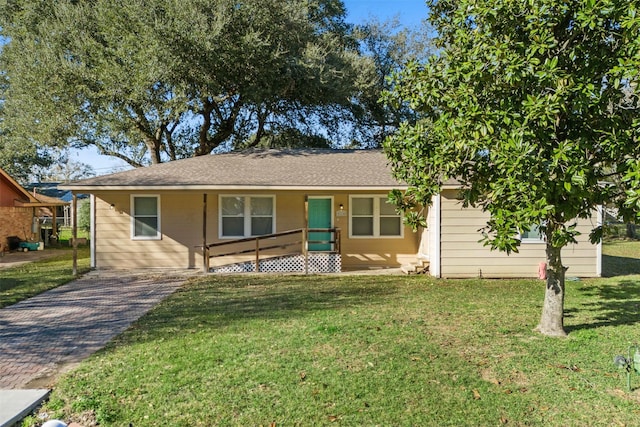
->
[0,207,33,251]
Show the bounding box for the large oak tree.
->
[384,0,640,336]
[0,0,376,166]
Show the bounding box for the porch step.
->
[401,258,430,275]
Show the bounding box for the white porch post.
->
[90,194,96,268]
[430,194,441,278]
[203,193,208,273]
[72,193,78,276]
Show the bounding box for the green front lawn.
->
[33,241,640,426]
[603,239,640,277]
[0,247,91,309]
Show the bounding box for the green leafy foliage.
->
[383,0,640,335]
[0,0,379,167]
[385,0,640,248]
[77,199,91,233]
[0,137,51,184]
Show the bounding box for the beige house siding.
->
[93,192,202,269]
[438,190,600,278]
[92,190,419,270]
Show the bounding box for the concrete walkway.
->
[0,269,198,426]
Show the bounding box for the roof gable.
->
[0,167,37,205]
[0,168,69,207]
[61,149,405,190]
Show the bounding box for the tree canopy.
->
[0,0,385,167]
[350,17,432,147]
[30,149,95,183]
[384,0,640,336]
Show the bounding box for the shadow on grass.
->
[567,252,640,331]
[0,278,28,307]
[567,277,640,333]
[602,254,640,277]
[127,275,402,343]
[0,247,91,308]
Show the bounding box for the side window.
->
[521,224,545,243]
[220,195,275,238]
[131,195,161,240]
[378,196,402,236]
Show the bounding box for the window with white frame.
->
[131,195,161,240]
[520,224,545,243]
[220,195,275,238]
[350,196,402,238]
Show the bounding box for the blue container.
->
[19,241,41,251]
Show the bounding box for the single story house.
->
[0,167,69,251]
[60,149,601,277]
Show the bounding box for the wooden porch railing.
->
[203,227,341,273]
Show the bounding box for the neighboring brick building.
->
[0,168,68,252]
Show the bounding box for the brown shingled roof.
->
[60,149,405,190]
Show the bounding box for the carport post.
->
[72,193,78,276]
[52,204,57,241]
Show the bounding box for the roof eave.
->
[59,184,409,192]
[14,200,69,207]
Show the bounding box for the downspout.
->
[51,205,57,243]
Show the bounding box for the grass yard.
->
[56,226,91,244]
[31,241,640,426]
[602,239,640,277]
[0,247,91,308]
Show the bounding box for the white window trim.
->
[218,195,276,239]
[518,224,545,244]
[130,194,162,240]
[348,195,404,239]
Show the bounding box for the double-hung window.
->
[220,195,275,238]
[131,195,161,240]
[350,196,402,238]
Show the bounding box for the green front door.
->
[308,198,332,251]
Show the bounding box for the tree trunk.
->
[535,241,567,337]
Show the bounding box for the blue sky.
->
[344,0,427,27]
[74,0,429,174]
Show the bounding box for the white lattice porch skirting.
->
[210,253,341,274]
